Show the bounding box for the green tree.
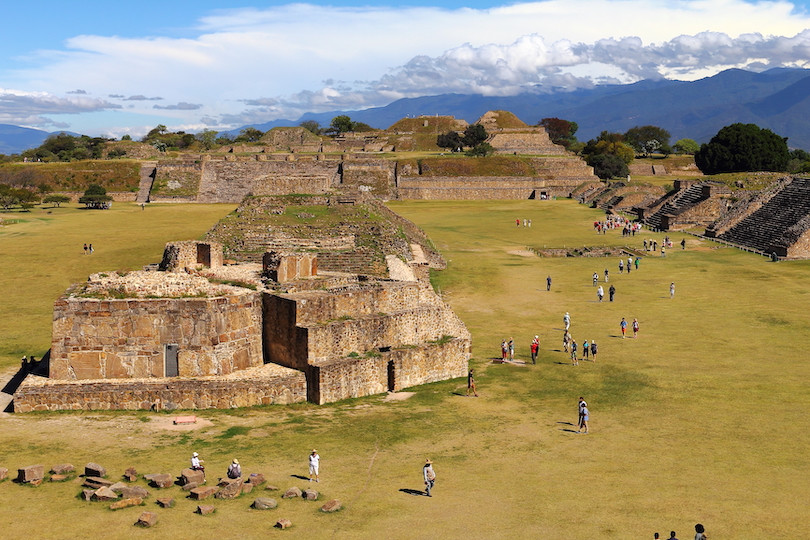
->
[436,131,463,152]
[235,127,264,143]
[299,120,321,135]
[121,134,132,141]
[43,194,71,207]
[78,183,113,209]
[326,115,356,136]
[624,125,671,157]
[588,153,630,180]
[465,142,495,157]
[539,117,579,148]
[673,138,700,154]
[462,124,488,148]
[695,123,790,174]
[196,130,219,150]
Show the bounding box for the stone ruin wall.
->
[160,241,223,272]
[340,159,397,198]
[49,292,263,380]
[13,364,306,412]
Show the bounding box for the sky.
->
[2,0,810,138]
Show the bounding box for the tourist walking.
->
[89,243,94,254]
[618,259,624,273]
[501,340,508,361]
[643,239,648,251]
[632,318,639,338]
[546,275,552,291]
[609,284,615,302]
[668,531,679,540]
[579,403,590,433]
[578,397,587,430]
[227,459,242,479]
[582,339,589,360]
[661,246,666,257]
[634,257,640,270]
[563,312,570,330]
[604,269,609,282]
[309,449,320,482]
[593,272,598,286]
[508,338,515,360]
[620,317,627,338]
[83,243,88,255]
[570,339,578,365]
[681,238,686,250]
[562,331,570,353]
[694,524,707,540]
[590,340,598,362]
[670,282,675,298]
[530,336,539,365]
[467,368,478,397]
[423,459,436,497]
[597,285,604,302]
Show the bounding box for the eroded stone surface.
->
[251,497,277,510]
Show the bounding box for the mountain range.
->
[3,68,810,154]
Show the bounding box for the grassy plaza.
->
[0,200,807,538]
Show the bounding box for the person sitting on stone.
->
[190,451,205,476]
[227,458,241,479]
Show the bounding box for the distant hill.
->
[0,125,53,155]
[236,68,810,150]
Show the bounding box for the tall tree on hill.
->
[299,120,321,135]
[436,131,463,152]
[326,115,356,136]
[539,117,579,149]
[462,124,488,148]
[624,125,672,157]
[695,123,790,174]
[581,131,633,179]
[673,138,700,155]
[78,183,113,209]
[235,127,264,143]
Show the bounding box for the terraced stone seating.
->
[643,183,710,230]
[717,178,810,256]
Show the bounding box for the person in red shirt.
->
[530,336,539,364]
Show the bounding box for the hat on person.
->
[425,458,433,464]
[311,449,317,453]
[232,459,239,464]
[534,335,538,339]
[192,452,199,457]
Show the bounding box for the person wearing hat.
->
[309,449,320,482]
[227,458,241,479]
[530,336,539,364]
[423,459,436,497]
[190,452,205,477]
[466,368,478,397]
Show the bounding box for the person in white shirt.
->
[309,449,320,482]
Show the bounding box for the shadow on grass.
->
[399,488,427,497]
[290,474,309,481]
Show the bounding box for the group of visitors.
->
[500,338,515,361]
[619,317,640,338]
[187,449,320,484]
[653,525,708,540]
[82,243,94,254]
[515,218,532,227]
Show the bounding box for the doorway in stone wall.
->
[387,360,395,392]
[196,243,211,267]
[165,344,179,377]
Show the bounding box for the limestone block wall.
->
[309,356,388,404]
[150,161,202,200]
[195,160,341,203]
[305,306,462,363]
[263,252,318,282]
[262,294,310,371]
[390,338,469,392]
[341,160,396,198]
[784,224,810,258]
[50,293,263,380]
[287,282,424,325]
[14,364,306,412]
[159,241,223,271]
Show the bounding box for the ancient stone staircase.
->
[643,183,709,230]
[716,177,810,255]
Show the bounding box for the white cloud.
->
[0,88,120,128]
[3,1,810,134]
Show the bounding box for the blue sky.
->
[2,0,810,137]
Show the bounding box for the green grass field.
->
[0,200,808,539]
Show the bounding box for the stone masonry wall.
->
[14,364,306,412]
[390,338,469,391]
[310,355,388,404]
[50,293,263,380]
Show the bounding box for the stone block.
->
[190,486,219,500]
[303,489,319,501]
[156,497,175,508]
[51,464,75,475]
[240,482,254,495]
[119,486,149,499]
[320,499,342,513]
[135,511,158,528]
[84,463,106,478]
[282,486,302,499]
[251,497,277,510]
[145,473,173,488]
[50,474,69,482]
[274,519,292,529]
[91,486,119,501]
[110,497,143,510]
[0,467,7,481]
[123,467,138,482]
[196,504,216,515]
[17,465,45,483]
[214,478,243,499]
[182,482,200,492]
[29,478,43,486]
[81,489,95,501]
[264,485,279,491]
[180,468,205,486]
[246,473,265,486]
[83,476,113,489]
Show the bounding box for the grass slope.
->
[0,199,807,538]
